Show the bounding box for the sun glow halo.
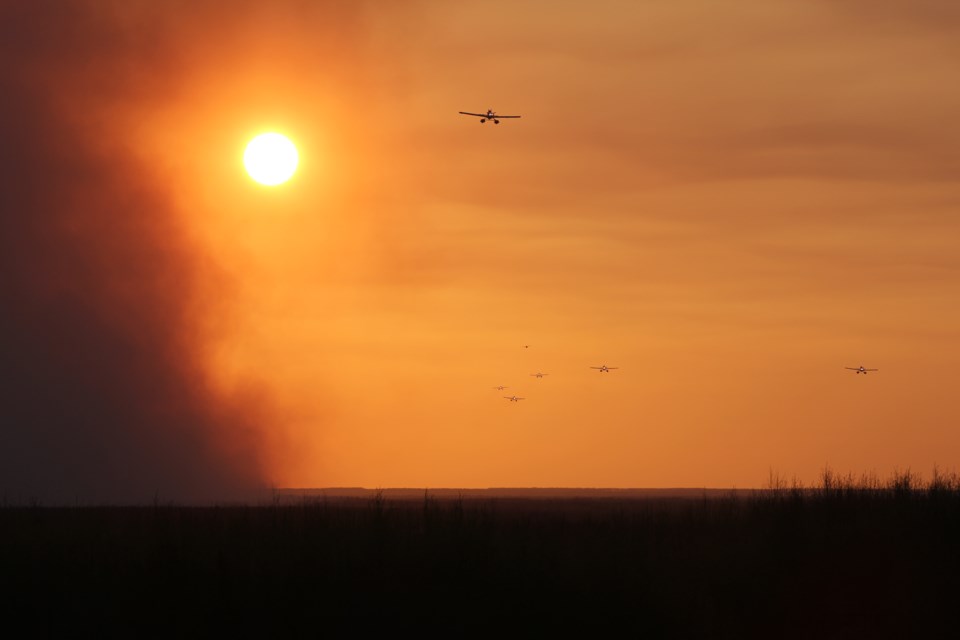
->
[244,133,298,186]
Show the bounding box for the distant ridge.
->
[278,487,760,500]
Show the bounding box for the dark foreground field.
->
[3,474,960,636]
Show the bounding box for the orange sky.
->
[104,1,960,488]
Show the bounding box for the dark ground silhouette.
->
[3,471,959,636]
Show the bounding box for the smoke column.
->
[0,2,266,503]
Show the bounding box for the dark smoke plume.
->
[0,3,266,503]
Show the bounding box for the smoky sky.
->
[0,2,266,503]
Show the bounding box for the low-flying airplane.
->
[846,366,878,375]
[458,109,521,124]
[590,365,619,373]
[494,385,509,391]
[530,372,549,379]
[504,395,525,402]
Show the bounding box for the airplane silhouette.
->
[458,108,521,124]
[846,365,878,375]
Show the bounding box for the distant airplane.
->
[494,385,509,391]
[523,345,530,349]
[590,365,619,373]
[458,109,521,124]
[504,395,525,402]
[846,366,878,375]
[530,372,549,379]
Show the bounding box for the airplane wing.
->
[844,368,859,370]
[590,367,602,369]
[497,115,521,118]
[459,112,487,117]
[865,369,878,371]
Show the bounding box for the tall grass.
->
[2,471,959,636]
[763,465,960,500]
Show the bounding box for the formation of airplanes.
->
[495,360,879,403]
[460,110,882,401]
[458,108,521,124]
[495,358,620,404]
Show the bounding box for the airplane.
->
[458,109,521,124]
[493,385,509,391]
[504,395,525,402]
[846,366,878,375]
[590,365,619,373]
[530,372,549,379]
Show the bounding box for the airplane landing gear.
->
[480,118,486,123]
[494,119,500,124]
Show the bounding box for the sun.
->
[244,133,298,186]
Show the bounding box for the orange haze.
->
[52,1,960,490]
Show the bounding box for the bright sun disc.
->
[244,133,298,186]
